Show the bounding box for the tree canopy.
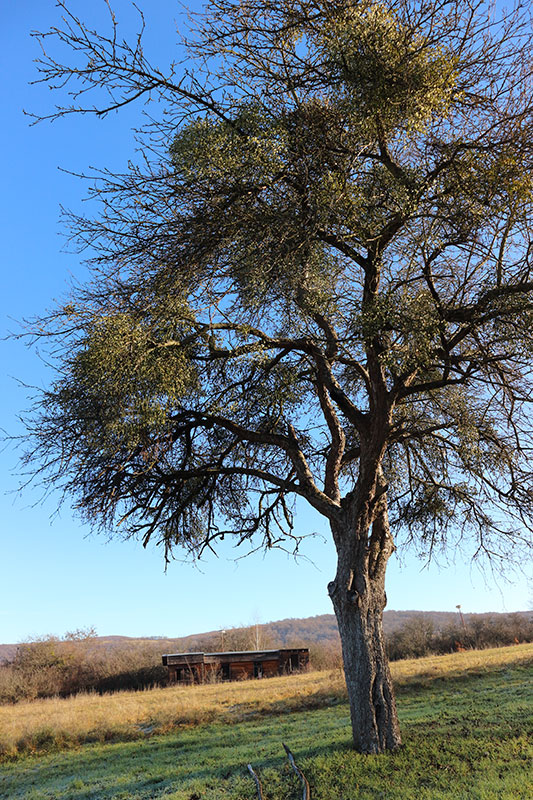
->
[26,0,533,560]
[21,0,533,752]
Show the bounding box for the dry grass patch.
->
[0,669,343,759]
[392,641,533,683]
[1,643,531,760]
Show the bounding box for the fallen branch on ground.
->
[247,743,310,800]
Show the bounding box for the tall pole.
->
[456,605,467,636]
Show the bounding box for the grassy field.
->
[0,644,531,799]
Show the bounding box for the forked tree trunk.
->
[328,503,402,753]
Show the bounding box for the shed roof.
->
[162,647,308,667]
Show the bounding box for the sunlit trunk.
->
[329,502,401,753]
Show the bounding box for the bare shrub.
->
[387,612,533,661]
[387,616,435,661]
[308,641,343,671]
[0,630,168,703]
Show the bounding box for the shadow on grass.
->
[1,661,531,800]
[0,708,353,800]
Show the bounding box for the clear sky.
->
[1,0,530,647]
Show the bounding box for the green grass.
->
[1,655,531,799]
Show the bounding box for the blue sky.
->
[1,1,530,646]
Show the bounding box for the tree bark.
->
[328,502,401,754]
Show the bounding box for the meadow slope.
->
[0,644,531,799]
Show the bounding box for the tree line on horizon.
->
[1,611,530,704]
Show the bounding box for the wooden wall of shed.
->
[166,649,309,684]
[263,660,279,677]
[229,661,254,680]
[299,651,310,669]
[169,664,204,683]
[278,651,309,673]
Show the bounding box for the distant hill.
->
[162,610,531,651]
[1,609,529,662]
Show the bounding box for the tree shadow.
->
[3,663,530,799]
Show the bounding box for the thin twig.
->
[247,764,265,800]
[283,743,311,800]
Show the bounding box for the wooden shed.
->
[162,648,309,684]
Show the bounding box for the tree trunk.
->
[328,503,401,753]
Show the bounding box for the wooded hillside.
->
[2,609,530,662]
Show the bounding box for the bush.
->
[2,613,531,704]
[387,612,533,661]
[308,641,343,671]
[0,629,168,703]
[387,617,435,661]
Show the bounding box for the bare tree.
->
[20,0,533,752]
